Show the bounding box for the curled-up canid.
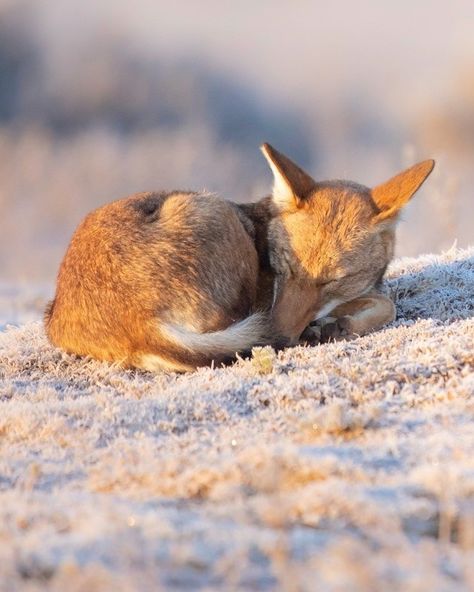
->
[45,144,434,371]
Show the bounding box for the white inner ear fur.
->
[265,157,294,208]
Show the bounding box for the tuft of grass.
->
[250,346,277,375]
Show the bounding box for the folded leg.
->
[302,291,396,344]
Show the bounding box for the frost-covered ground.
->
[0,247,473,591]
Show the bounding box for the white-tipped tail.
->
[161,312,268,356]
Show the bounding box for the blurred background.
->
[1,0,473,284]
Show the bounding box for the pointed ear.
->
[371,159,435,224]
[260,143,317,209]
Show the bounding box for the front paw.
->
[320,318,347,342]
[303,316,359,345]
[300,324,322,345]
[312,316,356,343]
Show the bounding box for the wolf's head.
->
[261,143,435,319]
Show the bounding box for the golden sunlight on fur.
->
[45,144,434,371]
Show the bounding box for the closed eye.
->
[317,279,336,287]
[316,269,368,287]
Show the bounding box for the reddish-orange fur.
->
[45,145,434,371]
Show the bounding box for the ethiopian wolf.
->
[45,144,434,371]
